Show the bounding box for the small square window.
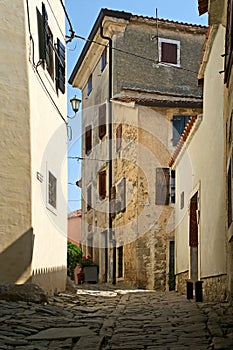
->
[87,74,92,95]
[159,38,180,66]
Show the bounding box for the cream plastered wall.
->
[174,25,226,279]
[0,0,32,284]
[27,0,67,286]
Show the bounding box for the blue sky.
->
[66,0,208,213]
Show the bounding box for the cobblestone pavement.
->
[0,284,232,350]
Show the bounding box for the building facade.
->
[170,0,228,301]
[0,0,68,294]
[69,9,206,290]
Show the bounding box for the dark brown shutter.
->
[161,42,177,64]
[85,125,92,155]
[116,124,122,152]
[99,104,106,139]
[99,170,106,199]
[41,2,50,67]
[156,168,170,205]
[189,193,198,247]
[55,38,66,94]
[110,186,116,219]
[87,185,92,211]
[224,0,233,85]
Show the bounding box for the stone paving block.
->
[26,327,95,340]
[73,335,105,350]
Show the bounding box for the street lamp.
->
[68,95,81,119]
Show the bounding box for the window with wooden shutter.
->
[99,170,106,199]
[118,177,126,212]
[189,193,198,247]
[224,0,233,85]
[110,186,116,219]
[55,38,66,94]
[87,74,92,95]
[161,42,177,64]
[173,115,190,146]
[87,185,92,211]
[156,168,170,205]
[48,171,57,209]
[99,104,106,139]
[116,124,122,152]
[85,125,92,155]
[170,170,176,203]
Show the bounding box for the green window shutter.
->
[55,38,66,94]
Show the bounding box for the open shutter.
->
[189,193,198,247]
[156,168,170,205]
[41,3,50,67]
[99,104,106,139]
[224,0,233,85]
[110,186,116,219]
[85,126,92,155]
[87,185,92,211]
[119,177,126,212]
[161,42,177,64]
[99,170,106,199]
[55,38,66,94]
[116,124,122,152]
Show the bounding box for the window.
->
[116,124,122,152]
[228,161,232,227]
[99,104,106,139]
[99,170,106,199]
[55,38,66,94]
[118,246,123,278]
[85,125,92,155]
[117,178,126,212]
[159,38,180,66]
[170,170,176,203]
[101,47,107,72]
[87,74,92,95]
[156,168,169,205]
[224,0,233,86]
[189,192,198,247]
[110,186,116,219]
[180,191,184,209]
[48,171,57,209]
[173,115,190,146]
[87,185,92,211]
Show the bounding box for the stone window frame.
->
[158,38,181,67]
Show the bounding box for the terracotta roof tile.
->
[68,209,82,219]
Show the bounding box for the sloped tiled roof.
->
[68,209,82,219]
[169,115,198,167]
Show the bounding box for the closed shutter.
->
[99,104,106,139]
[110,186,116,219]
[189,193,198,247]
[119,177,126,212]
[99,170,106,199]
[156,168,170,205]
[87,185,92,211]
[116,124,122,152]
[161,42,177,64]
[55,38,66,94]
[224,0,233,85]
[85,126,92,155]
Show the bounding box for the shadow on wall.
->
[0,228,34,284]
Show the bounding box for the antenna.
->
[156,8,159,64]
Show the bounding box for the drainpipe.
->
[100,25,116,285]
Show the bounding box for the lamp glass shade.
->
[70,95,81,113]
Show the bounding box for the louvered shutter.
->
[99,104,106,139]
[99,170,106,199]
[41,3,50,67]
[55,38,66,94]
[161,42,177,64]
[85,126,92,155]
[110,186,116,219]
[116,124,122,151]
[189,193,198,247]
[156,168,170,205]
[224,0,233,85]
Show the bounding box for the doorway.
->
[189,192,198,280]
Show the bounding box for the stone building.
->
[169,0,229,301]
[0,0,68,294]
[69,9,206,289]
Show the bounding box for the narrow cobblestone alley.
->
[0,285,232,350]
